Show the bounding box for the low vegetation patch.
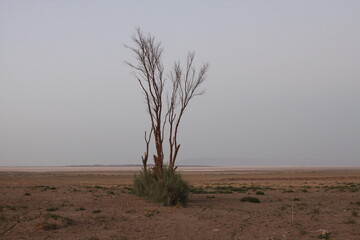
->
[312,208,320,214]
[322,184,359,192]
[240,197,260,203]
[190,185,272,194]
[144,209,160,217]
[317,231,331,239]
[46,207,59,212]
[1,205,17,210]
[132,168,189,206]
[344,218,356,224]
[34,185,57,191]
[36,222,58,231]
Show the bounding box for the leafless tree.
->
[126,29,208,177]
[125,29,166,178]
[141,128,153,171]
[168,53,208,171]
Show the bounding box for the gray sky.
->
[1,1,359,167]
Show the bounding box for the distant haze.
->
[1,1,359,167]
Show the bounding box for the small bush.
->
[190,187,208,194]
[46,207,59,212]
[256,191,265,195]
[132,168,189,206]
[37,222,58,231]
[62,217,74,226]
[5,205,16,210]
[240,197,260,203]
[318,232,331,239]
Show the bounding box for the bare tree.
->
[126,29,208,177]
[168,53,208,171]
[125,29,166,178]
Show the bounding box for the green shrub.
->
[132,168,189,206]
[240,196,260,203]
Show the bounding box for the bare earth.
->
[0,167,360,240]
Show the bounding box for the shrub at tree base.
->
[132,168,189,206]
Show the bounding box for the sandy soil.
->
[0,168,360,239]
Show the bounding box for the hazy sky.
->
[1,1,359,167]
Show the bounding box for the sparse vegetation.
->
[46,207,59,212]
[36,222,58,231]
[312,208,320,214]
[62,217,74,226]
[189,185,272,194]
[3,205,16,210]
[317,231,331,239]
[144,209,160,217]
[132,168,189,206]
[34,186,57,191]
[344,218,356,224]
[283,189,294,193]
[240,197,260,203]
[1,169,360,239]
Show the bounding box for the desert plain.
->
[0,167,360,240]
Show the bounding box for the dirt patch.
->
[1,169,360,239]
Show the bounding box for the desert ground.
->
[0,167,360,240]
